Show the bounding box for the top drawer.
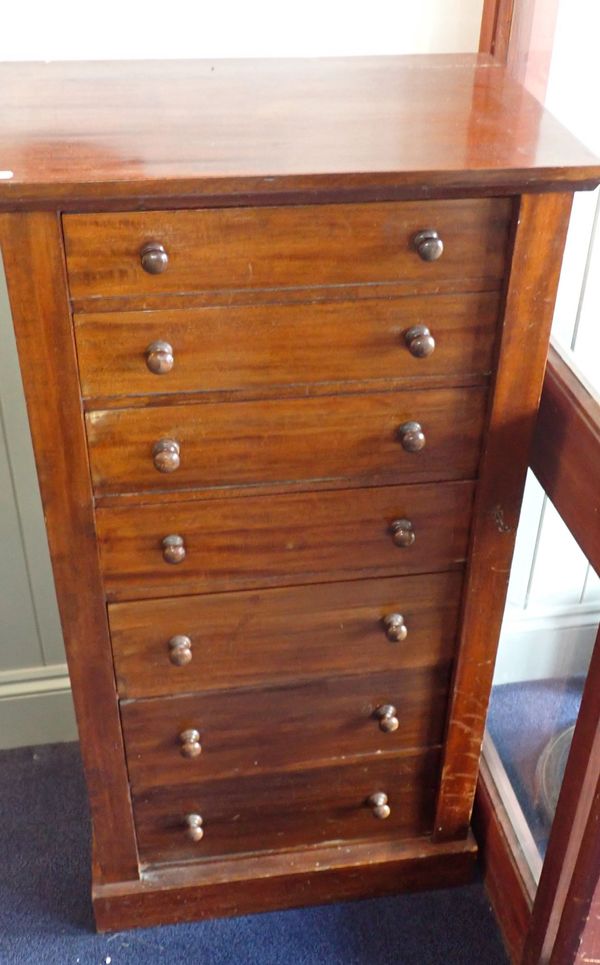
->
[62,199,512,304]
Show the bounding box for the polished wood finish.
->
[73,277,505,318]
[122,666,450,788]
[434,192,574,841]
[74,292,501,401]
[3,52,599,932]
[63,199,510,303]
[522,346,600,964]
[96,481,475,601]
[547,656,600,965]
[473,739,535,964]
[479,0,515,62]
[2,56,599,209]
[93,833,478,932]
[0,213,138,883]
[86,387,487,496]
[531,345,600,572]
[133,749,441,866]
[523,626,600,965]
[474,332,600,964]
[109,572,463,698]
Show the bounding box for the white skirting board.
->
[494,604,600,686]
[0,664,77,749]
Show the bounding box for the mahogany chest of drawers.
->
[1,54,599,931]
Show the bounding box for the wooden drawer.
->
[122,665,451,789]
[74,292,500,401]
[86,387,487,496]
[109,571,464,698]
[96,480,475,601]
[133,749,441,866]
[62,199,511,303]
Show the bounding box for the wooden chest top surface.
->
[0,54,599,207]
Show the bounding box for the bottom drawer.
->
[134,749,440,867]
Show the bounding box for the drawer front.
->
[122,665,451,789]
[96,480,475,601]
[87,387,487,496]
[133,749,440,866]
[63,199,511,302]
[109,571,464,698]
[75,292,500,400]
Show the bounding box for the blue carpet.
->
[487,677,584,856]
[0,742,508,965]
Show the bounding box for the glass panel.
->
[487,525,598,874]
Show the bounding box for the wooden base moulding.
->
[92,834,478,932]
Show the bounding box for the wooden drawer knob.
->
[153,438,181,473]
[140,242,169,274]
[146,340,174,375]
[162,534,186,564]
[405,325,435,358]
[383,613,407,642]
[179,728,202,758]
[168,634,193,666]
[413,228,444,262]
[375,704,399,733]
[184,813,204,842]
[389,519,415,548]
[367,792,391,820]
[397,421,426,452]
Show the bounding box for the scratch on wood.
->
[491,505,512,534]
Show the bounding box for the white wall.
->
[0,4,484,748]
[0,1,483,61]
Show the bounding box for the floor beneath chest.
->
[0,741,508,965]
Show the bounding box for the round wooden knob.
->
[168,634,193,666]
[405,325,435,358]
[390,519,415,548]
[184,813,204,842]
[146,340,174,375]
[383,613,408,642]
[397,421,426,452]
[140,242,169,274]
[375,704,399,733]
[179,728,202,758]
[162,534,186,564]
[367,792,391,820]
[153,439,180,473]
[413,229,444,262]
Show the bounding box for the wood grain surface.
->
[93,832,477,931]
[121,665,451,788]
[133,749,441,866]
[109,571,464,698]
[96,481,475,601]
[531,344,600,573]
[74,292,501,401]
[1,56,599,208]
[0,212,139,883]
[86,387,488,496]
[434,192,574,841]
[63,199,511,302]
